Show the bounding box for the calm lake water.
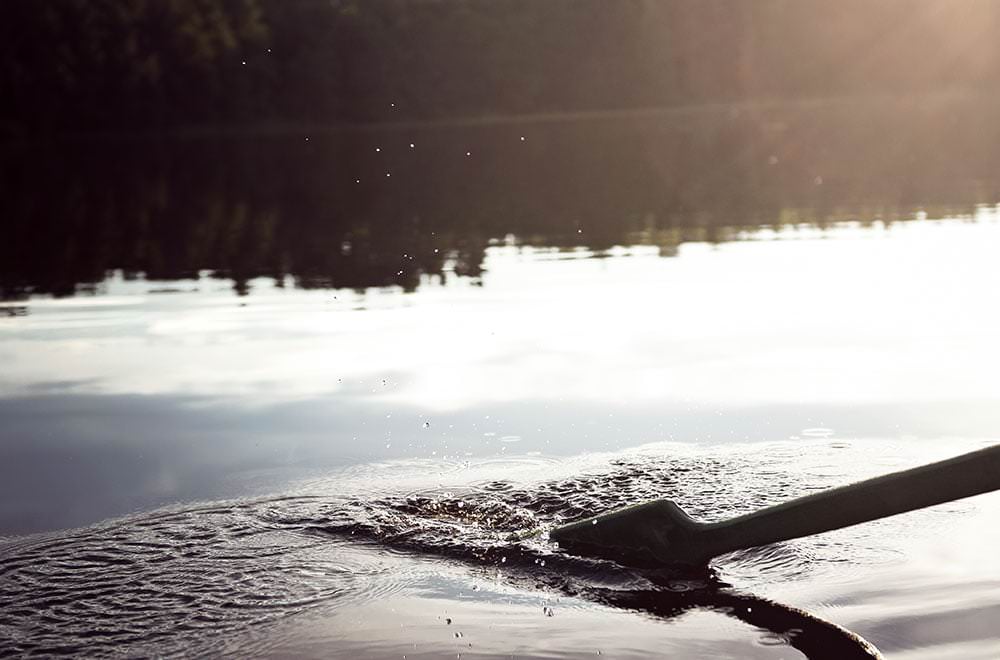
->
[2,98,1000,658]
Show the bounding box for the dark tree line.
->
[2,0,1000,132]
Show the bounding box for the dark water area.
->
[3,94,1000,301]
[3,97,1000,658]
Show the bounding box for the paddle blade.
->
[549,499,713,567]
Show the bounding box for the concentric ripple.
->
[0,500,393,657]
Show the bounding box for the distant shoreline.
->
[2,88,996,144]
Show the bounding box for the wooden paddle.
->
[549,444,1000,566]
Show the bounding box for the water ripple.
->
[0,441,915,658]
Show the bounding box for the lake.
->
[2,97,1000,658]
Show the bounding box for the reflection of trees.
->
[2,97,998,300]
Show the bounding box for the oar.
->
[549,444,1000,566]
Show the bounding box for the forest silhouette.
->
[3,0,1000,133]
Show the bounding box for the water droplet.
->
[591,519,597,525]
[500,556,506,563]
[386,172,391,177]
[423,421,430,428]
[241,60,246,65]
[466,151,471,156]
[520,136,526,141]
[375,147,381,152]
[410,143,415,148]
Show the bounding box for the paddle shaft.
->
[702,444,1000,557]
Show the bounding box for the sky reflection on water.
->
[3,212,1000,658]
[4,59,1000,659]
[2,217,999,536]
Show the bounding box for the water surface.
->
[2,103,1000,657]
